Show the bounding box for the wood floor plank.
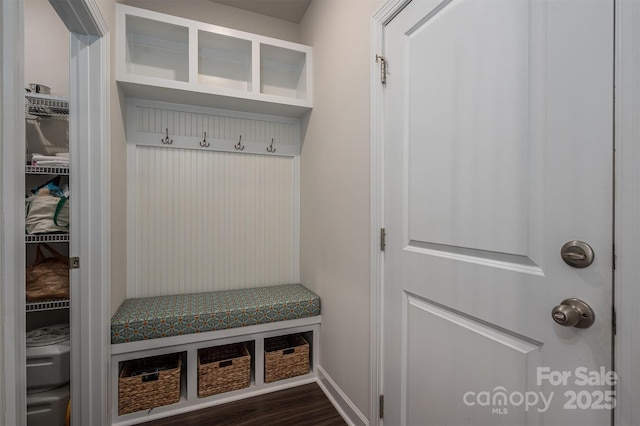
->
[140,383,347,426]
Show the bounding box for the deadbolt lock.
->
[561,240,594,268]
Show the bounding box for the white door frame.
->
[0,1,111,425]
[613,1,640,425]
[370,0,638,425]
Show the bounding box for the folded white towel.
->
[32,153,69,161]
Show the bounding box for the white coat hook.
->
[162,128,173,145]
[235,135,245,151]
[200,131,210,147]
[267,138,276,153]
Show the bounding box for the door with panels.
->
[382,0,614,425]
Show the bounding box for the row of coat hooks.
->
[162,128,276,153]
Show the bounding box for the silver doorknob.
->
[551,298,595,328]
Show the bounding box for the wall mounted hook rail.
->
[162,128,173,145]
[235,135,245,151]
[267,138,276,153]
[200,131,210,147]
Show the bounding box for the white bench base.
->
[111,316,321,425]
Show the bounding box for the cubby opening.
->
[198,31,252,91]
[260,44,307,100]
[197,341,254,398]
[125,15,189,82]
[117,352,187,415]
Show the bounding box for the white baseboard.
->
[316,365,369,426]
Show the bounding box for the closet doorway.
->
[1,1,110,425]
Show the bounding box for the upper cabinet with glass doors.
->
[116,4,312,117]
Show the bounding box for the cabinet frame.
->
[116,4,313,118]
[111,317,320,425]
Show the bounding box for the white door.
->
[382,0,614,425]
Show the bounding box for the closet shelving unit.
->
[25,93,70,314]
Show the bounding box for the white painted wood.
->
[131,146,294,297]
[116,4,312,117]
[110,321,320,425]
[615,1,640,425]
[317,366,369,426]
[68,30,111,426]
[1,1,27,425]
[126,98,300,156]
[382,1,614,425]
[403,295,542,425]
[111,315,321,356]
[48,0,108,37]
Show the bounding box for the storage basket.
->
[264,334,309,383]
[198,343,251,398]
[118,353,182,415]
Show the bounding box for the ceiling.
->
[210,0,312,24]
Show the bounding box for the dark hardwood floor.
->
[141,383,347,426]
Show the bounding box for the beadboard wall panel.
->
[131,146,294,297]
[135,105,297,146]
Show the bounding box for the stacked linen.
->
[32,153,69,168]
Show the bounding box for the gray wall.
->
[76,0,382,422]
[299,0,383,420]
[24,0,69,97]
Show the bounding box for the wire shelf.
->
[26,233,70,243]
[25,165,69,175]
[25,93,69,117]
[26,298,70,312]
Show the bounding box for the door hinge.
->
[380,394,384,419]
[380,228,386,251]
[69,257,80,269]
[376,54,387,84]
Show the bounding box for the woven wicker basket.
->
[264,334,309,383]
[118,353,182,415]
[198,343,251,398]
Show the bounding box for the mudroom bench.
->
[110,284,321,426]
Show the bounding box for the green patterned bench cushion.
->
[111,284,320,344]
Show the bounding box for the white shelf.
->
[125,14,189,83]
[260,44,307,100]
[26,233,70,243]
[25,165,70,175]
[116,4,312,118]
[198,31,252,91]
[25,93,69,117]
[26,298,70,312]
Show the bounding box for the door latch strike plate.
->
[376,54,387,84]
[69,257,80,269]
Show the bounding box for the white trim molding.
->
[48,0,108,37]
[614,1,640,425]
[68,30,111,425]
[370,2,411,426]
[317,366,369,426]
[1,0,27,424]
[1,1,110,425]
